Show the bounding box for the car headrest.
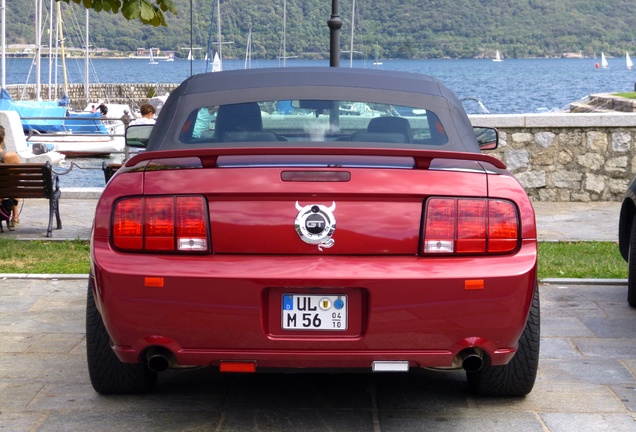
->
[367,117,412,142]
[215,102,263,138]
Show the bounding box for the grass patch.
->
[612,92,636,99]
[538,241,626,279]
[0,238,90,274]
[0,239,628,279]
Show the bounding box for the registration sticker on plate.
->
[282,294,348,331]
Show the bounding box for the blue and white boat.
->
[0,89,125,157]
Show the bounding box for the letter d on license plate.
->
[282,294,348,331]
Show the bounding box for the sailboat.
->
[244,27,252,69]
[373,44,382,66]
[7,3,124,158]
[601,52,608,69]
[212,52,221,72]
[342,0,363,68]
[627,52,633,70]
[493,50,503,62]
[277,0,298,66]
[149,48,158,65]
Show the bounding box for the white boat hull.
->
[28,135,125,157]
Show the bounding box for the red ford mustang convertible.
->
[88,67,539,396]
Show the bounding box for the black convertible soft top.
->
[147,67,480,153]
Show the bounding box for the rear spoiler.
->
[122,147,507,171]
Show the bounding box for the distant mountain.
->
[5,0,636,60]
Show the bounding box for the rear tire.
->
[627,215,636,307]
[466,285,540,396]
[86,281,157,394]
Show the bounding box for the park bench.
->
[102,162,123,183]
[0,162,62,237]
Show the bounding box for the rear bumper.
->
[91,239,537,370]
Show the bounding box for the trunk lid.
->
[137,152,490,255]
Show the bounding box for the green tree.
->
[58,0,178,26]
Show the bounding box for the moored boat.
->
[26,131,125,158]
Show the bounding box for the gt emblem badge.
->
[295,201,336,251]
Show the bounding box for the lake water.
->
[6,56,636,114]
[4,56,636,187]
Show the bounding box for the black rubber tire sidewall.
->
[86,281,157,394]
[466,284,540,396]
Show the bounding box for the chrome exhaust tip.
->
[146,347,176,373]
[457,349,484,373]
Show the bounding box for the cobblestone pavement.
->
[0,195,632,430]
[0,278,635,431]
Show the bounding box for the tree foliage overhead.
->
[8,0,636,60]
[58,0,178,26]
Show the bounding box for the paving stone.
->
[379,412,545,432]
[541,316,594,337]
[0,412,48,432]
[611,384,636,412]
[539,358,635,384]
[581,316,636,339]
[541,413,636,432]
[540,337,581,359]
[573,338,636,359]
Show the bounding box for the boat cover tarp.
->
[0,89,66,133]
[65,112,108,133]
[0,89,106,134]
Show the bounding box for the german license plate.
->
[282,294,348,331]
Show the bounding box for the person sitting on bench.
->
[0,125,21,228]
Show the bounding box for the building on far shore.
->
[129,48,174,61]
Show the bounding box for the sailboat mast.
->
[216,0,222,68]
[47,0,53,99]
[283,0,286,67]
[56,0,68,96]
[1,0,5,89]
[85,8,89,104]
[349,0,355,68]
[244,27,252,69]
[35,0,42,100]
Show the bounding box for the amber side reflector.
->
[465,279,485,290]
[219,361,256,373]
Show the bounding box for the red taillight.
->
[423,198,519,255]
[112,197,143,250]
[176,196,209,251]
[145,197,176,251]
[488,200,519,252]
[112,196,209,252]
[457,199,486,253]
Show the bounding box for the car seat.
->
[351,116,413,143]
[214,102,277,141]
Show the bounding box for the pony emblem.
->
[294,201,336,251]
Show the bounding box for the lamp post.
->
[327,0,343,67]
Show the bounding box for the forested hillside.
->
[6,0,636,60]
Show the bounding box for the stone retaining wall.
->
[3,83,180,111]
[469,113,636,202]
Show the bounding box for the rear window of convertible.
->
[178,100,448,146]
